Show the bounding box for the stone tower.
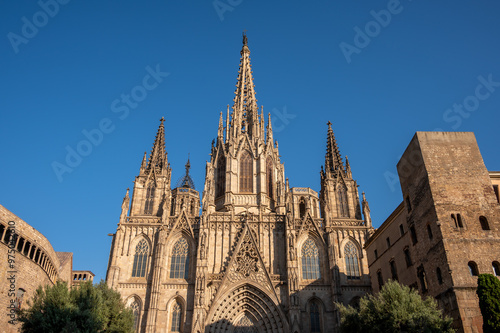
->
[106,34,374,333]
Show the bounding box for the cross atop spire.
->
[242,30,248,46]
[145,117,168,174]
[325,121,344,174]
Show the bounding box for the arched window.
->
[266,157,273,199]
[215,155,226,198]
[345,241,360,280]
[468,261,479,276]
[302,238,321,280]
[15,288,25,309]
[493,261,500,276]
[170,238,189,279]
[132,240,149,277]
[239,151,253,193]
[144,184,155,214]
[310,302,321,333]
[171,301,182,332]
[479,216,490,230]
[129,299,140,331]
[337,185,349,217]
[299,197,306,219]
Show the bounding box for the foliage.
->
[18,280,134,333]
[337,280,454,333]
[477,274,500,333]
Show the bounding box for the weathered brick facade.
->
[365,132,500,333]
[0,204,73,333]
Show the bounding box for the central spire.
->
[231,32,260,139]
[145,117,168,174]
[325,121,344,174]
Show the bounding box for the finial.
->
[160,116,165,124]
[242,30,248,45]
[185,155,191,173]
[327,120,332,127]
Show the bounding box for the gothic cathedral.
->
[106,34,374,333]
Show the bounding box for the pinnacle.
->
[325,121,344,173]
[145,118,167,173]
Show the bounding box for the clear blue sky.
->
[1,1,499,282]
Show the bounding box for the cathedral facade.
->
[106,35,374,333]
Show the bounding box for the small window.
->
[457,214,464,228]
[417,265,428,292]
[479,216,490,230]
[15,288,25,310]
[399,224,404,236]
[390,260,398,281]
[299,198,306,219]
[405,196,412,213]
[427,224,433,240]
[0,224,5,243]
[374,249,378,259]
[468,261,479,276]
[493,185,499,203]
[377,270,383,291]
[493,261,500,276]
[410,226,418,245]
[386,237,391,248]
[404,248,412,267]
[451,214,458,228]
[16,237,25,252]
[436,267,443,285]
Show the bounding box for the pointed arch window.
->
[171,301,182,332]
[240,151,253,193]
[337,185,349,217]
[310,302,321,333]
[144,184,155,214]
[266,157,274,199]
[170,238,189,279]
[302,238,321,280]
[129,299,140,331]
[132,240,149,277]
[344,241,360,280]
[215,155,226,198]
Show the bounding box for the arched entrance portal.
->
[206,284,286,333]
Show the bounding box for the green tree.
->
[477,273,500,333]
[18,280,134,333]
[337,280,454,333]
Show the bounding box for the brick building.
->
[106,34,374,333]
[0,204,76,332]
[365,132,500,333]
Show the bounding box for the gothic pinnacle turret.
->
[145,117,168,175]
[325,121,344,174]
[230,31,260,139]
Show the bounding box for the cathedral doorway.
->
[205,283,287,333]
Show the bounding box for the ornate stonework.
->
[106,34,373,333]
